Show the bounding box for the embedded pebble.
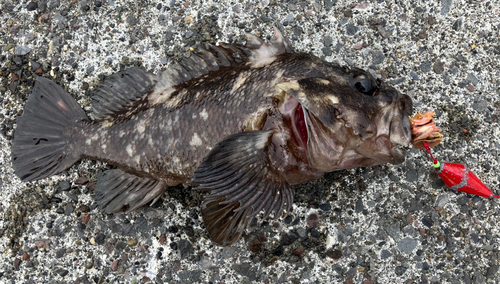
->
[127,239,138,246]
[27,2,38,11]
[371,50,385,65]
[433,60,445,74]
[54,267,69,277]
[306,213,320,228]
[14,46,31,55]
[397,238,419,255]
[345,24,359,36]
[296,227,308,239]
[406,169,418,182]
[441,0,453,15]
[420,61,432,73]
[58,181,70,191]
[115,242,127,250]
[319,204,331,211]
[178,239,193,259]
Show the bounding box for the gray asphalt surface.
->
[1,0,500,283]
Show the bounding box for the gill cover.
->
[277,78,379,140]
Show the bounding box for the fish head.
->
[277,67,413,172]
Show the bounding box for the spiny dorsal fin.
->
[92,28,294,116]
[153,27,292,102]
[245,33,266,50]
[157,43,250,88]
[150,43,251,106]
[245,27,293,68]
[91,44,252,119]
[270,26,293,54]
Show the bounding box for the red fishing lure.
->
[422,142,498,199]
[410,111,497,199]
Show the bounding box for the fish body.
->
[11,29,413,245]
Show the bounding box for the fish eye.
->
[354,78,371,93]
[349,74,378,96]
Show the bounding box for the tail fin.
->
[11,77,88,181]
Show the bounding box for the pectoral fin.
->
[93,169,167,213]
[192,131,293,246]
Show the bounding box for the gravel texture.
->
[1,0,500,283]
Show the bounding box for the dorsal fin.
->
[195,49,220,71]
[245,33,266,50]
[149,43,251,106]
[218,43,251,63]
[91,67,157,121]
[245,27,293,68]
[270,26,293,54]
[91,28,294,117]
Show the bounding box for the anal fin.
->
[93,169,167,213]
[192,131,293,246]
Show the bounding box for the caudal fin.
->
[11,77,88,181]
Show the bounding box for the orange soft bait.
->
[409,111,443,149]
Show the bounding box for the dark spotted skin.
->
[76,51,410,187]
[77,53,325,186]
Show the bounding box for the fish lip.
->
[390,145,406,164]
[389,93,413,146]
[388,93,413,163]
[389,115,412,146]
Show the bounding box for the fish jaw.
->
[388,91,413,162]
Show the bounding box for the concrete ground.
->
[1,0,500,283]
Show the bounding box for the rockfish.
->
[11,28,412,245]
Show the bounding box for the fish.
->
[11,28,413,246]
